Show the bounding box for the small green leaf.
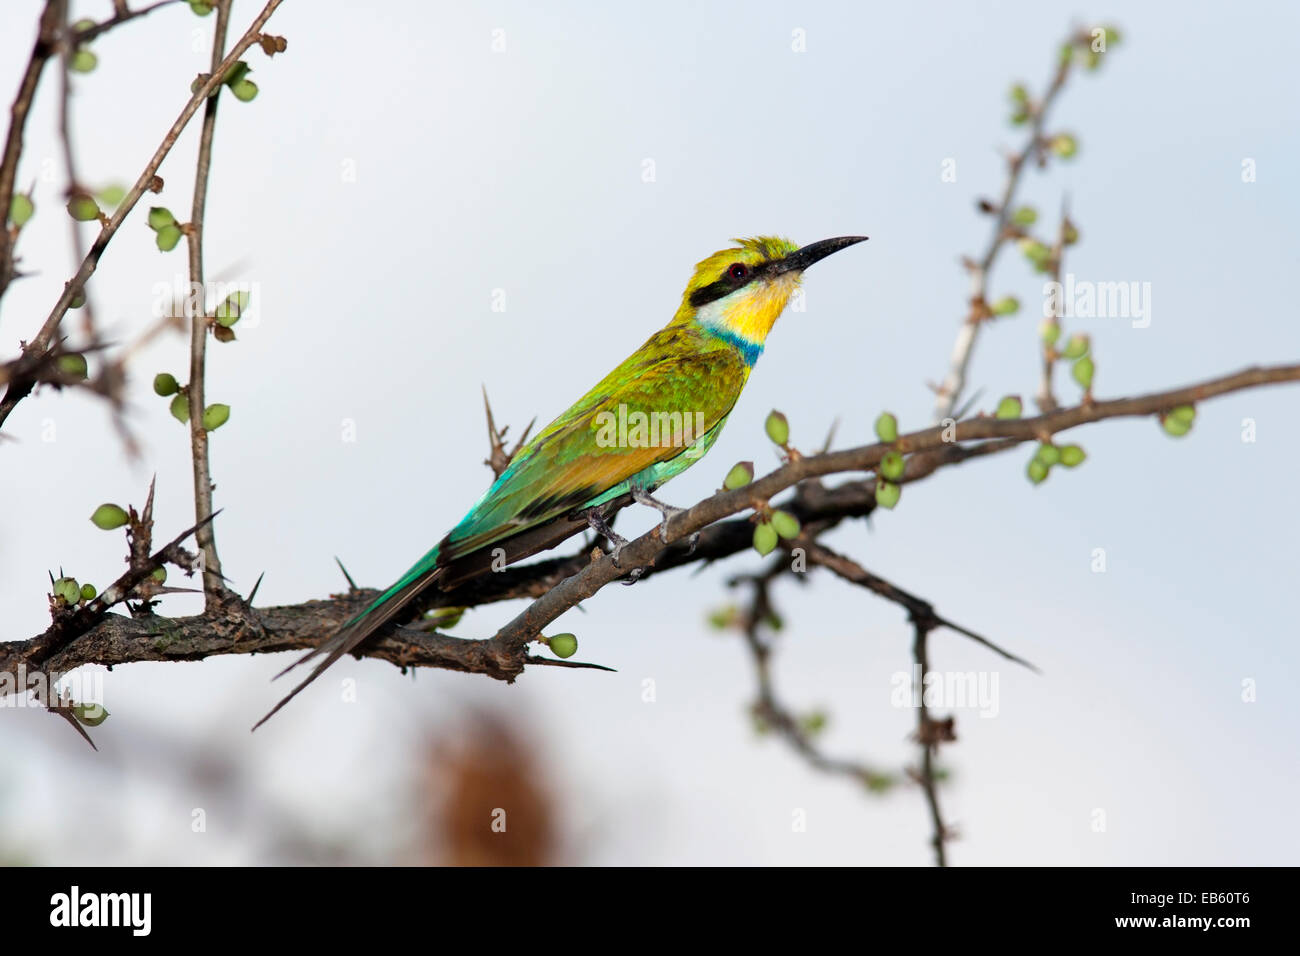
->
[69,292,85,309]
[1008,83,1029,104]
[864,773,895,794]
[990,295,1020,316]
[1062,333,1090,360]
[57,353,87,379]
[215,290,250,326]
[1027,459,1049,484]
[1039,319,1061,345]
[151,566,167,583]
[230,79,258,103]
[875,480,900,509]
[79,582,97,601]
[169,393,190,424]
[425,606,465,629]
[189,0,214,14]
[1018,238,1050,268]
[153,372,179,396]
[723,461,754,490]
[91,503,129,530]
[156,223,182,251]
[1169,404,1196,425]
[146,206,175,230]
[1011,206,1038,226]
[1051,133,1078,159]
[707,605,738,630]
[71,50,98,74]
[764,410,789,446]
[72,702,109,726]
[1072,355,1095,390]
[202,403,230,431]
[770,510,801,540]
[54,577,80,604]
[96,184,126,208]
[223,60,251,86]
[9,193,34,228]
[752,522,778,556]
[879,450,905,481]
[995,396,1022,419]
[66,194,100,222]
[1059,444,1086,467]
[874,411,898,443]
[1034,443,1061,467]
[1162,416,1191,437]
[547,633,578,658]
[800,711,828,735]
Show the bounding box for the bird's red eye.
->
[728,263,748,281]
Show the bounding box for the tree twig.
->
[186,0,233,602]
[0,1,62,302]
[911,619,952,866]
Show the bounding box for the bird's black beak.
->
[774,235,868,275]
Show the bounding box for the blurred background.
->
[1,0,1297,865]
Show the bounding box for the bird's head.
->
[676,235,867,355]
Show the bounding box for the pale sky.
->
[1,0,1297,864]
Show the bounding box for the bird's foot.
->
[632,487,690,545]
[586,508,629,567]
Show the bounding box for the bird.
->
[254,234,867,729]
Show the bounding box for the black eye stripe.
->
[688,260,774,308]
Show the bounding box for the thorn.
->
[508,416,536,462]
[933,614,1040,674]
[246,571,265,605]
[334,556,358,592]
[819,417,840,455]
[482,385,513,477]
[49,705,98,751]
[953,388,984,420]
[142,474,156,527]
[525,655,618,672]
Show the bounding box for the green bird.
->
[256,234,866,728]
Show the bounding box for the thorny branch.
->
[1034,202,1075,413]
[933,27,1092,422]
[0,0,285,431]
[186,0,233,602]
[0,0,63,301]
[733,560,893,790]
[5,363,1296,690]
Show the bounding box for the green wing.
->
[441,324,748,563]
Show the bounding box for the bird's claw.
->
[632,488,688,545]
[586,508,629,567]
